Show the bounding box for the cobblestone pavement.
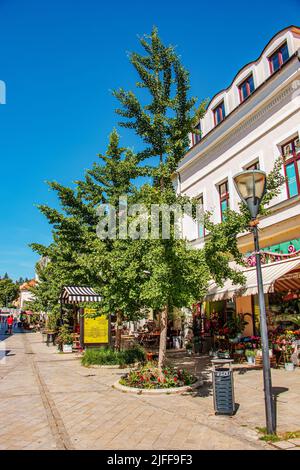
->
[0,328,298,450]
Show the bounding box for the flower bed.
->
[119,363,197,389]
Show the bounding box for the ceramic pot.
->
[63,344,73,353]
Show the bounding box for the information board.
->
[83,309,109,345]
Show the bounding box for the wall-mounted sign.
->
[82,308,110,346]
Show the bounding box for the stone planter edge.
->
[112,377,203,395]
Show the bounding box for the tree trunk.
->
[115,310,122,351]
[158,305,168,373]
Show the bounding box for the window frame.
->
[268,42,289,74]
[245,160,260,171]
[192,122,202,146]
[282,137,300,199]
[238,74,255,102]
[218,180,230,221]
[196,194,205,239]
[213,101,226,126]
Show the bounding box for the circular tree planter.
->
[113,377,203,395]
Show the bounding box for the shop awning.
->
[60,286,102,304]
[205,256,300,302]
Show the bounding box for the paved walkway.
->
[0,328,298,450]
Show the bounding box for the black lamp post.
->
[233,169,275,435]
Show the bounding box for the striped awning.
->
[205,256,300,302]
[60,286,102,304]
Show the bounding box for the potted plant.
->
[226,315,248,342]
[245,349,256,364]
[56,325,74,353]
[283,344,295,371]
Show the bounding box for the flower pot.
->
[284,362,294,371]
[246,356,255,364]
[62,344,73,353]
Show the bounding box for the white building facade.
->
[178,25,300,257]
[177,25,300,336]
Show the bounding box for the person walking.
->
[7,315,13,335]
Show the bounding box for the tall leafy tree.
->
[113,27,206,190]
[31,130,149,346]
[112,28,211,368]
[0,276,19,307]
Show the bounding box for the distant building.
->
[19,279,37,310]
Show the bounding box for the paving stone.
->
[274,441,296,449]
[287,438,300,445]
[1,331,300,450]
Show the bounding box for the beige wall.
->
[235,296,254,336]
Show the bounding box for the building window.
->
[269,42,289,74]
[192,122,201,146]
[219,180,229,221]
[213,101,226,125]
[282,137,300,198]
[245,160,260,170]
[197,195,205,238]
[239,74,255,102]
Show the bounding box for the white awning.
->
[60,286,102,304]
[205,256,300,302]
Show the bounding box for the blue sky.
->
[0,0,299,280]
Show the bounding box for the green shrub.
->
[81,346,146,367]
[122,345,146,365]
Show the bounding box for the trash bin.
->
[212,359,235,415]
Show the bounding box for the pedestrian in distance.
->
[7,315,13,335]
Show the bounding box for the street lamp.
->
[233,169,275,435]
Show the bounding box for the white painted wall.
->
[20,290,35,309]
[178,26,300,244]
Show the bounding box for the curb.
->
[112,378,203,395]
[83,362,141,370]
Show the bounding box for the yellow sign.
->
[83,313,109,344]
[84,308,97,316]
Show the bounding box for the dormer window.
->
[192,122,201,145]
[239,74,255,102]
[213,101,226,125]
[268,42,289,74]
